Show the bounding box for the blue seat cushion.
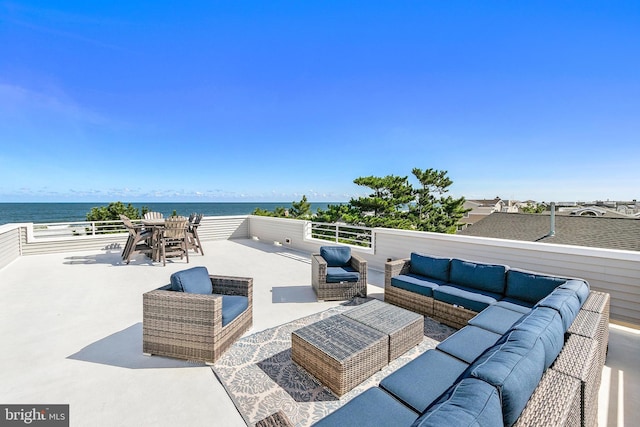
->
[312,387,419,427]
[449,259,507,294]
[170,266,212,294]
[510,306,565,369]
[468,305,526,335]
[464,329,546,427]
[390,274,444,297]
[326,266,359,283]
[320,246,351,267]
[433,285,501,312]
[436,325,502,364]
[414,378,503,427]
[535,288,582,330]
[496,298,534,313]
[505,269,567,304]
[221,295,249,327]
[409,253,451,282]
[558,279,590,305]
[379,349,469,413]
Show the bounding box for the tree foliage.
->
[86,201,142,221]
[520,202,546,214]
[253,167,470,234]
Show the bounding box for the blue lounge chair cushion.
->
[221,295,249,327]
[449,259,507,294]
[468,305,526,335]
[535,288,582,330]
[390,274,444,297]
[495,298,535,313]
[510,306,565,369]
[326,266,359,283]
[433,285,501,313]
[414,378,503,427]
[465,329,546,427]
[320,246,351,267]
[505,269,567,304]
[312,387,419,427]
[379,349,469,413]
[436,325,502,364]
[558,279,590,304]
[170,266,212,294]
[409,253,451,282]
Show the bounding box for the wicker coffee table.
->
[292,301,425,396]
[291,314,388,396]
[342,299,424,361]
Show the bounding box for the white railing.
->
[309,222,374,249]
[31,220,128,239]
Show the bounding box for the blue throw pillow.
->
[505,269,567,304]
[170,266,212,294]
[409,253,451,282]
[320,246,352,267]
[450,259,507,294]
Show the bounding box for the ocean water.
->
[0,202,336,225]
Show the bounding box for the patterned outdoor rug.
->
[212,299,456,427]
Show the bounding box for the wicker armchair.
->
[311,246,367,301]
[143,269,253,364]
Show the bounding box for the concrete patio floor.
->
[0,238,637,426]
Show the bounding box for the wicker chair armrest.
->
[210,275,253,299]
[312,254,327,271]
[349,252,367,273]
[143,288,223,329]
[385,258,411,287]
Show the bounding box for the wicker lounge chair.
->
[311,246,367,301]
[143,267,253,364]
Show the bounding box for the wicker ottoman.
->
[291,315,389,396]
[342,299,424,361]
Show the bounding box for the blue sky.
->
[1,1,639,203]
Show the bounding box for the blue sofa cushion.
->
[409,253,451,282]
[433,285,501,313]
[326,266,359,283]
[465,329,546,427]
[312,387,419,427]
[535,288,582,330]
[505,269,567,304]
[468,305,526,335]
[170,266,212,294]
[449,259,507,295]
[510,306,565,369]
[221,295,249,327]
[436,325,502,364]
[390,274,444,297]
[558,279,590,305]
[496,298,535,313]
[414,378,503,427]
[380,349,469,413]
[320,246,351,267]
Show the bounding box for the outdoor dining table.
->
[141,218,171,262]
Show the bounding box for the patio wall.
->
[248,215,640,327]
[0,224,21,270]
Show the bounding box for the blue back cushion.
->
[505,269,567,304]
[449,259,508,294]
[409,253,451,282]
[558,279,590,305]
[170,266,212,294]
[510,307,565,369]
[465,329,546,427]
[320,246,351,267]
[414,378,502,427]
[535,288,582,330]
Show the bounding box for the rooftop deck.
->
[1,232,639,426]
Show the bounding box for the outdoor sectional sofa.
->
[312,253,610,427]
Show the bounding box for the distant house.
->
[457,212,640,252]
[459,197,518,231]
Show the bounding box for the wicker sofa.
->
[312,254,609,427]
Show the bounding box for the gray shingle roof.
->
[458,212,640,252]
